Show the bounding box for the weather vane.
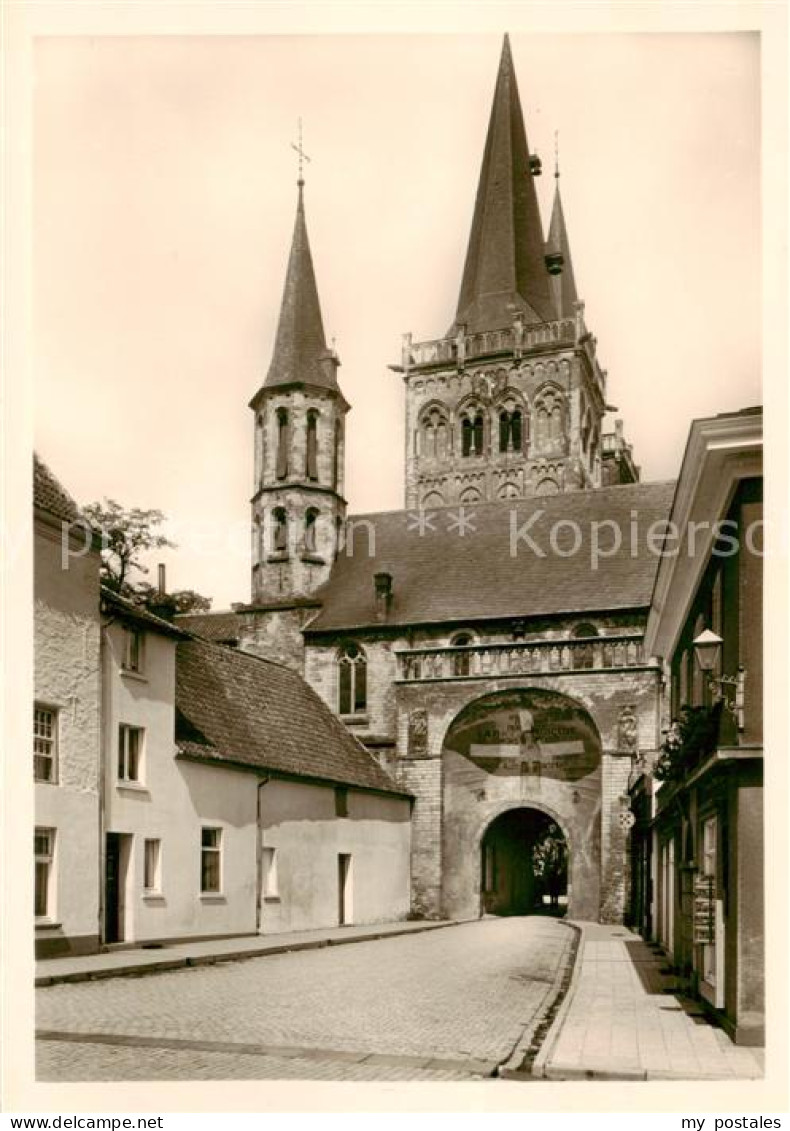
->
[291,118,311,186]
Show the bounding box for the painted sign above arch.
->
[444,689,600,783]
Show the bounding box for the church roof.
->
[175,634,409,796]
[33,454,80,524]
[547,180,579,319]
[307,481,677,633]
[258,183,338,396]
[453,34,556,335]
[175,609,243,645]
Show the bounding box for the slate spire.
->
[546,168,579,320]
[264,182,338,391]
[452,34,555,335]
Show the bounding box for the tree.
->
[83,499,211,612]
[532,824,568,908]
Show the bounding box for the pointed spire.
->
[452,34,555,335]
[264,182,338,391]
[546,166,579,320]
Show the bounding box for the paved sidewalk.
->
[532,923,764,1081]
[36,919,458,986]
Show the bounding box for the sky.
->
[33,31,762,608]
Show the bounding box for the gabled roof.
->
[307,481,677,633]
[33,454,80,524]
[175,610,243,644]
[101,586,190,639]
[255,183,340,397]
[452,34,555,335]
[175,635,410,796]
[547,180,579,320]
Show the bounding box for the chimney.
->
[374,571,393,622]
[149,562,177,622]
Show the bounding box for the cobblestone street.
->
[37,917,573,1082]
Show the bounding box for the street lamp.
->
[692,629,746,731]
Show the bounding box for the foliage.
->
[653,703,722,783]
[83,499,211,613]
[532,824,568,890]
[135,583,212,615]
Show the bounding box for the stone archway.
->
[480,806,569,917]
[440,687,602,921]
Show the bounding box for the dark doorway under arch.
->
[481,808,568,917]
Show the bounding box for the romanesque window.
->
[306,410,319,481]
[304,508,319,555]
[333,420,341,490]
[572,622,599,639]
[338,642,367,716]
[420,406,450,461]
[275,408,290,480]
[498,408,525,453]
[461,410,484,457]
[256,413,265,486]
[534,387,565,454]
[272,507,289,555]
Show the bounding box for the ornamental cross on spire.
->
[555,130,560,179]
[291,118,311,186]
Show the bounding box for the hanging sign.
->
[693,874,715,945]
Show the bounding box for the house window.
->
[34,705,57,783]
[34,827,55,918]
[143,838,161,892]
[306,411,319,480]
[262,846,278,898]
[338,643,367,715]
[335,786,349,818]
[122,627,145,673]
[275,408,290,480]
[200,827,222,893]
[118,725,144,783]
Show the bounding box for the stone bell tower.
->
[249,177,348,603]
[395,35,637,508]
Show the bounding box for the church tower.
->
[397,35,637,507]
[249,178,348,604]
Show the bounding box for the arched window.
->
[499,411,510,453]
[333,421,341,490]
[272,507,289,555]
[334,516,344,560]
[304,508,319,554]
[256,414,265,486]
[534,387,565,454]
[511,409,523,451]
[338,642,367,716]
[473,413,484,455]
[276,409,290,480]
[306,411,318,481]
[420,406,450,462]
[451,631,475,677]
[462,417,474,457]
